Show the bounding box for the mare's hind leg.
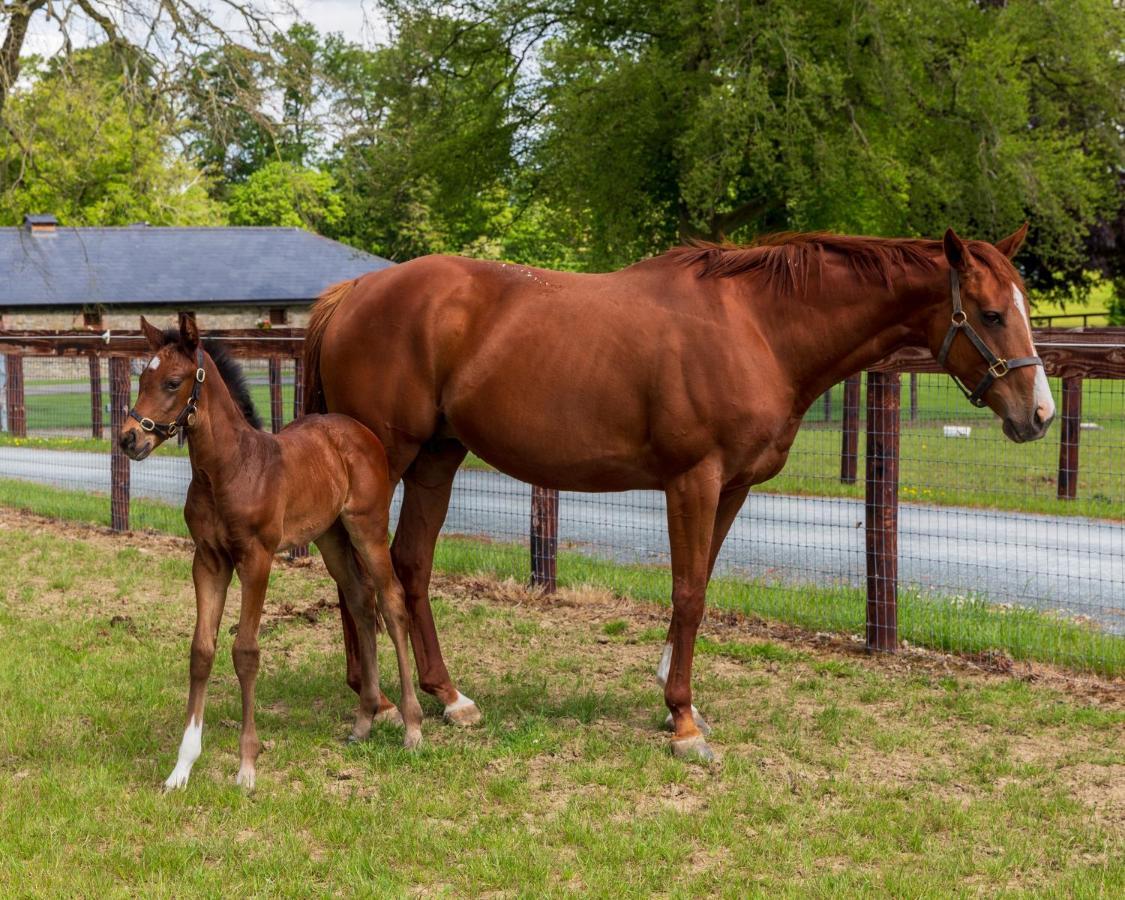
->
[165,546,232,791]
[317,523,388,743]
[232,544,273,790]
[341,514,424,749]
[658,484,750,739]
[394,439,481,726]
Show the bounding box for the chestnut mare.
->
[119,314,423,791]
[305,226,1055,761]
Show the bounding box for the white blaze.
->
[1013,283,1055,420]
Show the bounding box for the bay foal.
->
[119,314,422,791]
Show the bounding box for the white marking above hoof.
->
[443,692,482,726]
[664,706,711,737]
[655,643,672,688]
[163,717,202,792]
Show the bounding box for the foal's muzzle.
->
[119,428,155,461]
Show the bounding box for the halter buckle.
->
[195,368,206,383]
[988,359,1009,379]
[139,417,156,432]
[951,310,967,326]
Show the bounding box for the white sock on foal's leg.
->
[164,717,202,791]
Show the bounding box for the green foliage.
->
[0,53,222,227]
[226,161,343,230]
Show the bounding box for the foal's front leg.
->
[165,548,231,791]
[232,545,272,790]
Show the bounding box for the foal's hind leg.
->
[317,523,388,743]
[343,516,424,750]
[165,547,231,791]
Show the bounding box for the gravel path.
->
[1,447,1120,633]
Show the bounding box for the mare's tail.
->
[303,278,358,415]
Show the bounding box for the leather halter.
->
[936,269,1043,408]
[128,348,206,438]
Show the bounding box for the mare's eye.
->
[981,311,1004,327]
[164,379,183,391]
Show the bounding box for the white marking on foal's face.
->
[164,716,202,791]
[147,355,161,371]
[656,642,672,688]
[1013,283,1056,420]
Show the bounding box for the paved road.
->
[1,447,1121,634]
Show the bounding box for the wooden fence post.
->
[530,486,559,593]
[5,353,25,437]
[840,374,861,484]
[109,356,131,532]
[865,371,899,652]
[1057,376,1082,500]
[89,354,103,439]
[268,357,284,434]
[293,356,304,419]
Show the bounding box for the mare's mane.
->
[663,232,1020,296]
[162,329,263,430]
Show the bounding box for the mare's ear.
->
[140,316,166,351]
[994,222,1028,260]
[178,312,199,352]
[943,228,971,273]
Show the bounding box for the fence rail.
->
[0,326,1122,673]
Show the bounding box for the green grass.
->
[0,477,1120,677]
[0,525,1121,895]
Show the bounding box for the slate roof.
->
[0,224,393,309]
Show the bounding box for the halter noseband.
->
[936,269,1042,408]
[128,348,206,438]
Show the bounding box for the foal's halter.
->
[128,348,206,438]
[936,270,1042,408]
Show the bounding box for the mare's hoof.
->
[235,765,256,792]
[345,731,367,745]
[373,705,405,727]
[443,693,482,727]
[403,729,423,751]
[664,707,712,738]
[670,735,717,765]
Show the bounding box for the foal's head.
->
[925,225,1055,443]
[119,314,205,461]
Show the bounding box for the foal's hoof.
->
[403,728,423,751]
[664,706,712,738]
[670,735,716,765]
[443,692,482,727]
[373,705,405,728]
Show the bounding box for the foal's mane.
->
[664,232,1019,295]
[162,329,263,430]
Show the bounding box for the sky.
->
[22,0,389,58]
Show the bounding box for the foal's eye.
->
[164,379,183,391]
[981,311,1004,327]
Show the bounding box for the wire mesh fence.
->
[0,340,1121,676]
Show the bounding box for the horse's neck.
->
[186,359,261,484]
[772,268,944,413]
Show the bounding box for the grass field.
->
[0,477,1120,677]
[0,511,1121,895]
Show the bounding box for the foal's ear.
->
[140,316,166,351]
[943,228,971,273]
[994,222,1028,260]
[178,312,200,352]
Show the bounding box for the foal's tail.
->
[303,278,358,415]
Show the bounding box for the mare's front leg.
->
[232,544,272,790]
[658,483,750,738]
[662,460,723,763]
[165,546,232,791]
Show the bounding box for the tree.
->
[226,161,343,230]
[0,51,221,225]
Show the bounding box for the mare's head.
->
[119,314,205,460]
[925,225,1055,443]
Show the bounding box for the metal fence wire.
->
[0,342,1121,676]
